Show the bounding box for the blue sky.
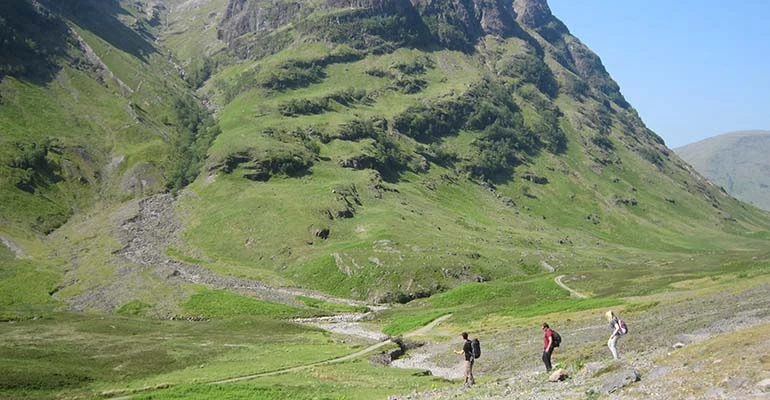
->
[547,0,770,148]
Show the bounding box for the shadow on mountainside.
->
[47,0,157,63]
[1,0,157,84]
[0,0,71,83]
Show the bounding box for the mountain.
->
[2,1,770,399]
[676,130,770,212]
[2,0,769,310]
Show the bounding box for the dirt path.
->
[405,314,453,337]
[0,235,26,258]
[214,314,453,384]
[554,274,588,298]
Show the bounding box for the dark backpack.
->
[551,330,562,348]
[471,338,481,359]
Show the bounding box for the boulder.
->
[601,368,640,394]
[756,378,770,393]
[576,361,606,379]
[548,368,568,382]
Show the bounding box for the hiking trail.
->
[102,314,453,398]
[554,274,588,298]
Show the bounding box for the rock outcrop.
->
[218,0,304,43]
[219,0,529,52]
[412,0,519,38]
[512,0,552,28]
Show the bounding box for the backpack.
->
[471,338,481,359]
[551,330,562,347]
[618,319,628,335]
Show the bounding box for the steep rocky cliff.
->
[216,0,632,112]
[218,0,534,56]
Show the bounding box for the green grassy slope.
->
[1,0,767,315]
[164,3,770,303]
[0,312,382,399]
[0,0,217,311]
[0,0,185,235]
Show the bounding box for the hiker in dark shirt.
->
[542,323,555,372]
[453,332,475,386]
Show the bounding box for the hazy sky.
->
[547,0,770,148]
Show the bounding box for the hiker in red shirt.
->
[542,323,555,372]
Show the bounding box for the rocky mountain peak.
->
[512,0,553,28]
[410,0,518,37]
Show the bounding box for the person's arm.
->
[610,320,620,338]
[455,341,468,355]
[545,334,553,352]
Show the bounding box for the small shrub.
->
[562,75,589,98]
[326,87,368,106]
[338,117,386,141]
[390,76,427,94]
[500,52,558,97]
[260,62,326,91]
[368,132,410,180]
[184,57,216,89]
[116,300,153,316]
[391,56,434,75]
[366,68,392,78]
[299,10,431,51]
[422,15,473,52]
[592,134,614,150]
[393,98,468,142]
[217,146,314,182]
[636,147,664,168]
[417,143,458,166]
[7,139,60,194]
[278,97,330,116]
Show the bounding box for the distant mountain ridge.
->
[676,130,770,211]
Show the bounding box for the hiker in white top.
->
[605,310,621,359]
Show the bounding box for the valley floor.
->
[32,194,770,400]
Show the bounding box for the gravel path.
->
[554,275,588,298]
[0,235,26,258]
[293,312,389,341]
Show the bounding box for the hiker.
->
[606,310,622,359]
[542,322,555,372]
[453,332,475,386]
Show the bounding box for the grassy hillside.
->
[0,0,224,312]
[160,1,770,304]
[676,130,770,212]
[1,1,769,398]
[3,0,768,310]
[0,0,190,235]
